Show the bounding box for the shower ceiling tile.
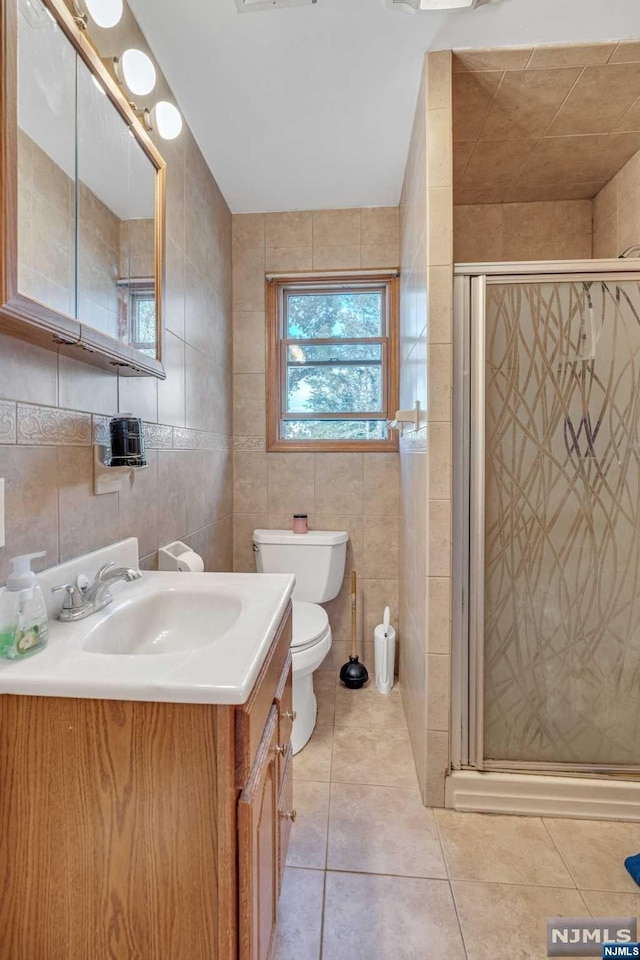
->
[463,139,534,186]
[452,47,534,73]
[500,182,572,203]
[453,42,640,206]
[574,131,640,181]
[515,135,600,184]
[526,42,618,69]
[610,40,640,64]
[453,140,474,184]
[454,185,510,204]
[452,72,503,142]
[613,95,640,132]
[505,181,607,202]
[547,63,640,136]
[479,68,582,141]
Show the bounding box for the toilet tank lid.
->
[253,529,348,546]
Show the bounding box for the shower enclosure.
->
[452,260,640,807]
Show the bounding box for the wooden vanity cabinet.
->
[0,603,294,960]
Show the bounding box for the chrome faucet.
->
[53,561,142,622]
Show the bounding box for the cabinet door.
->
[277,747,294,894]
[275,658,294,765]
[238,707,279,960]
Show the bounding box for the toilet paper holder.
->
[159,541,204,572]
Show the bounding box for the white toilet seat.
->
[289,601,332,754]
[291,601,329,651]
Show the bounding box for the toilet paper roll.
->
[176,550,204,573]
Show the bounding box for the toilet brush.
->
[339,570,369,689]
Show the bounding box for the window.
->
[266,272,399,451]
[129,286,157,356]
[118,279,157,356]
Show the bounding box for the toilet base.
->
[290,628,332,755]
[291,672,317,755]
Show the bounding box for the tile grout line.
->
[540,818,582,891]
[318,865,328,960]
[318,714,337,960]
[431,808,470,958]
[445,873,470,960]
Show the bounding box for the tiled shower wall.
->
[0,2,233,582]
[453,200,593,263]
[593,146,640,256]
[231,208,401,662]
[399,51,453,807]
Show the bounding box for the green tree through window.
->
[268,277,397,447]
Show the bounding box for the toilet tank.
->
[252,529,348,603]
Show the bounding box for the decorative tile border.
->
[172,426,198,450]
[173,427,232,451]
[17,403,91,446]
[0,400,17,443]
[197,431,232,451]
[144,423,174,449]
[92,415,110,446]
[3,402,233,453]
[233,436,266,451]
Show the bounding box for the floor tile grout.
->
[318,867,328,960]
[447,879,470,960]
[540,817,581,890]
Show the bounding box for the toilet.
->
[252,528,348,754]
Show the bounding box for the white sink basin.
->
[82,588,243,655]
[0,540,295,705]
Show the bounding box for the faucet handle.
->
[52,583,84,612]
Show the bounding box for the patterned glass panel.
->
[484,279,640,765]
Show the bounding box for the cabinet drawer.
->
[275,658,293,763]
[277,747,294,895]
[236,604,292,789]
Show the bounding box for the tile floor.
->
[274,659,640,960]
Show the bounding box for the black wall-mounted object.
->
[109,416,146,467]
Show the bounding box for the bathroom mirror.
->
[1,0,166,377]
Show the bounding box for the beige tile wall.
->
[77,179,122,337]
[453,200,593,262]
[0,1,233,582]
[231,207,401,663]
[593,146,640,256]
[17,131,76,317]
[399,51,454,808]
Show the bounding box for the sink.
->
[0,538,295,704]
[82,588,243,655]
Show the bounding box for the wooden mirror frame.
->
[0,0,167,377]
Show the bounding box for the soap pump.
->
[0,552,50,660]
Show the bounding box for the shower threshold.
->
[445,769,640,822]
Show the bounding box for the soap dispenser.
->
[0,552,50,660]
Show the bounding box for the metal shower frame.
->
[452,258,640,778]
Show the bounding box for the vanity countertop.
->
[0,570,295,705]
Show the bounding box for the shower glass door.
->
[464,266,640,772]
